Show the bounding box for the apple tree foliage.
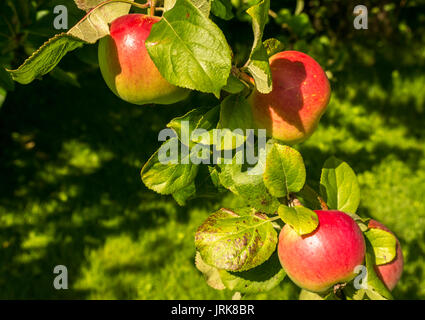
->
[5,0,399,300]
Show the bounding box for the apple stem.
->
[333,283,347,300]
[231,66,254,87]
[268,216,281,222]
[268,9,278,19]
[288,194,302,207]
[318,196,329,210]
[150,0,156,16]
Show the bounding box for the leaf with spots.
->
[195,208,278,271]
[263,38,284,57]
[195,251,226,290]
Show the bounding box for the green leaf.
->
[0,87,7,109]
[172,181,196,205]
[263,143,306,198]
[278,205,318,235]
[296,184,323,210]
[164,0,177,10]
[218,251,286,293]
[7,0,133,84]
[195,208,277,271]
[196,106,221,135]
[299,289,337,300]
[364,228,397,266]
[356,219,370,232]
[208,166,227,192]
[195,251,226,290]
[68,0,133,43]
[245,0,272,94]
[219,95,254,131]
[343,283,367,300]
[0,67,14,91]
[7,34,84,85]
[165,0,212,16]
[263,38,284,57]
[74,0,104,11]
[206,128,247,151]
[141,138,199,195]
[168,108,205,141]
[167,106,219,145]
[218,152,280,214]
[211,0,234,20]
[222,74,245,94]
[193,0,212,16]
[364,238,393,300]
[146,0,232,97]
[320,157,361,214]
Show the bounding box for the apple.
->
[368,219,403,291]
[98,14,189,105]
[248,51,331,144]
[278,210,365,293]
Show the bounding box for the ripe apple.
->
[98,14,189,105]
[368,219,403,291]
[278,210,365,293]
[248,51,331,144]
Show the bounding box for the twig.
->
[268,9,277,19]
[318,196,329,210]
[231,66,254,87]
[150,0,156,16]
[288,194,302,207]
